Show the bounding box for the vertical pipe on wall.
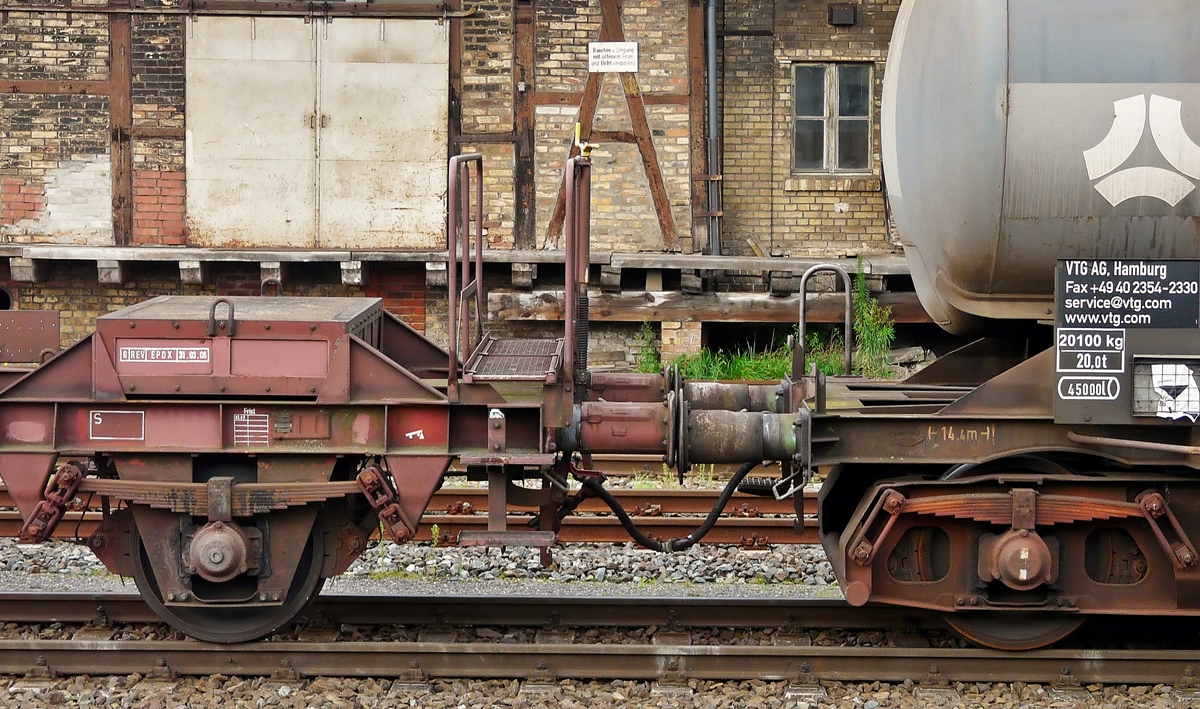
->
[705,0,722,255]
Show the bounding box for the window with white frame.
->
[792,63,872,173]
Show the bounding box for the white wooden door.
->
[185,17,447,249]
[317,20,448,248]
[186,17,318,247]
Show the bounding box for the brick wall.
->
[131,14,187,246]
[660,320,702,358]
[720,0,899,257]
[0,93,112,244]
[460,143,517,249]
[721,33,774,257]
[461,0,514,136]
[0,8,114,245]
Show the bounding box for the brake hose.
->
[578,461,757,552]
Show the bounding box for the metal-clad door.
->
[316,20,448,248]
[185,17,318,247]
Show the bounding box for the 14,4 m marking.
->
[927,424,996,445]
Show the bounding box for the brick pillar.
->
[660,320,702,360]
[132,170,186,245]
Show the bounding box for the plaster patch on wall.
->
[1,155,113,244]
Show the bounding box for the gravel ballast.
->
[0,676,1186,709]
[0,537,844,600]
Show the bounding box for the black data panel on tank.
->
[1055,260,1200,425]
[1057,260,1200,329]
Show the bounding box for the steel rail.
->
[3,638,1200,685]
[0,592,913,630]
[3,593,1200,684]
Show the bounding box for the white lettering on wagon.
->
[233,408,270,447]
[119,347,211,363]
[89,410,145,441]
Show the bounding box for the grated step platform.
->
[464,337,562,382]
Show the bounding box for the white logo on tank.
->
[1083,94,1200,206]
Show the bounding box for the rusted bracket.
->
[19,462,84,543]
[848,489,906,566]
[526,478,597,529]
[356,464,416,543]
[1138,491,1199,569]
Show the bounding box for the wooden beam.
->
[109,11,133,246]
[533,91,583,106]
[643,94,689,105]
[129,126,185,139]
[512,0,536,250]
[534,91,688,106]
[600,0,677,250]
[0,80,110,95]
[489,290,933,324]
[456,133,518,144]
[547,0,678,250]
[616,67,678,250]
[446,0,463,153]
[591,130,636,143]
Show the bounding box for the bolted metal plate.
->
[0,311,60,364]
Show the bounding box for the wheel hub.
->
[979,528,1054,591]
[132,511,326,643]
[187,521,257,583]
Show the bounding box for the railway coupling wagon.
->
[1,0,1200,651]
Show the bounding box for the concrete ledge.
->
[0,245,910,275]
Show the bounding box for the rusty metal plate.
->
[0,311,59,364]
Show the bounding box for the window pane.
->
[838,65,870,117]
[794,119,825,170]
[837,119,869,170]
[794,66,825,117]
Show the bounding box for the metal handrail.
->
[447,153,484,402]
[793,263,854,379]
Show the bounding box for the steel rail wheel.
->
[131,518,325,643]
[942,612,1084,651]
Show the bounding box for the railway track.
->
[0,594,1199,686]
[0,469,820,546]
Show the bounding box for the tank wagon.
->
[0,0,1199,651]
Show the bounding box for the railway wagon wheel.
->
[861,455,1089,651]
[886,521,1086,650]
[943,455,1086,649]
[131,516,325,643]
[942,612,1084,651]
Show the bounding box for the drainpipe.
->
[705,0,722,256]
